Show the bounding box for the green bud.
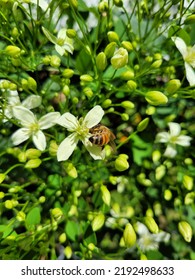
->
[25,148,41,159]
[64,162,78,178]
[111,47,128,69]
[0,173,6,184]
[107,31,119,42]
[62,68,74,78]
[72,97,79,104]
[5,45,21,57]
[184,192,195,205]
[145,56,153,63]
[145,91,168,106]
[0,192,5,199]
[92,213,105,231]
[96,52,107,71]
[126,80,137,91]
[21,79,28,90]
[140,254,147,260]
[155,164,166,180]
[151,59,162,68]
[137,173,153,187]
[100,185,111,206]
[51,207,63,220]
[144,216,159,234]
[28,77,37,91]
[183,175,193,191]
[11,27,19,38]
[184,14,195,24]
[120,69,135,80]
[166,79,181,95]
[25,159,42,169]
[80,74,93,82]
[152,150,161,162]
[115,154,129,171]
[178,221,192,242]
[154,53,162,60]
[62,84,70,96]
[50,55,61,67]
[82,87,93,98]
[123,223,137,247]
[59,233,66,243]
[137,118,149,132]
[164,189,172,201]
[146,106,156,115]
[49,140,58,156]
[113,0,123,7]
[104,42,117,58]
[39,196,46,203]
[121,113,129,121]
[64,246,72,259]
[184,158,193,165]
[16,211,26,222]
[66,29,77,38]
[102,99,112,108]
[121,100,135,109]
[98,1,109,13]
[42,55,51,65]
[5,200,14,209]
[121,41,133,51]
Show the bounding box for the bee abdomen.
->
[89,134,109,146]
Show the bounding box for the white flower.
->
[172,36,195,86]
[56,105,105,161]
[136,222,170,252]
[11,106,60,151]
[2,90,41,122]
[42,27,74,56]
[155,122,192,158]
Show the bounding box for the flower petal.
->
[172,36,187,57]
[56,112,78,131]
[32,130,46,151]
[39,112,61,129]
[22,95,42,109]
[164,144,177,158]
[84,141,105,160]
[12,106,36,126]
[83,105,104,128]
[155,132,170,143]
[168,122,181,137]
[57,133,78,161]
[185,62,195,86]
[11,128,30,145]
[55,45,65,56]
[175,135,192,146]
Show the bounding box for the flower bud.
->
[166,79,181,95]
[102,99,112,108]
[152,150,161,162]
[59,233,66,243]
[16,211,26,222]
[123,223,137,247]
[184,14,195,24]
[25,149,41,159]
[0,173,6,184]
[120,69,134,80]
[178,221,192,242]
[121,41,133,51]
[50,55,61,67]
[151,59,162,68]
[96,52,107,71]
[42,55,51,65]
[184,192,195,205]
[145,91,168,106]
[64,162,78,178]
[5,45,21,57]
[83,87,93,98]
[146,106,156,115]
[104,42,117,58]
[68,0,78,8]
[49,140,58,156]
[5,200,14,209]
[140,254,147,260]
[154,53,162,60]
[51,207,63,220]
[91,213,105,231]
[121,100,135,109]
[98,1,109,13]
[62,68,74,78]
[18,152,27,162]
[0,192,5,199]
[62,84,70,96]
[113,0,123,7]
[111,48,128,69]
[64,246,72,259]
[121,113,129,121]
[11,27,19,38]
[25,159,42,169]
[66,29,77,38]
[144,216,159,234]
[28,77,37,91]
[126,80,137,91]
[183,175,193,191]
[39,196,46,203]
[137,118,149,132]
[164,189,172,201]
[115,154,129,171]
[100,185,111,206]
[80,74,93,82]
[107,31,119,42]
[155,164,166,180]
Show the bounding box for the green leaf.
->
[131,134,153,165]
[25,207,41,230]
[42,26,57,44]
[65,220,80,241]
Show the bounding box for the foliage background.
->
[0,0,195,260]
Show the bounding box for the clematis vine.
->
[172,36,195,86]
[155,122,192,158]
[11,106,60,151]
[56,105,105,161]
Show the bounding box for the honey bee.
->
[89,124,116,149]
